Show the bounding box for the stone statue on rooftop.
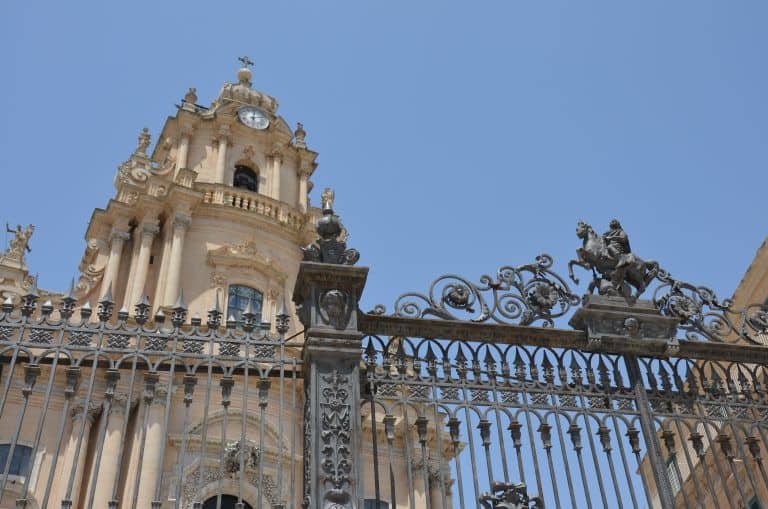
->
[4,223,34,261]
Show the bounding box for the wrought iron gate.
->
[2,211,768,509]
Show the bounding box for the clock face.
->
[238,107,270,130]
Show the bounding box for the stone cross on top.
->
[238,56,254,68]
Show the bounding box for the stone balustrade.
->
[198,183,306,231]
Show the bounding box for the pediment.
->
[207,241,287,283]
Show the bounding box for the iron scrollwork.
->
[479,481,544,509]
[652,271,768,344]
[372,254,579,326]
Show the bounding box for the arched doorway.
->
[201,495,254,509]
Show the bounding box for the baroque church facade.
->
[0,61,365,509]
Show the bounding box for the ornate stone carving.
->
[207,241,287,282]
[210,272,227,288]
[3,224,34,262]
[319,369,353,508]
[301,189,359,265]
[223,440,260,475]
[319,289,350,330]
[135,127,151,155]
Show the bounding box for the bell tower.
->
[74,58,321,331]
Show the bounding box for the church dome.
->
[217,64,279,114]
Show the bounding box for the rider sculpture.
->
[568,219,658,298]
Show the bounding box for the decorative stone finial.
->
[321,187,334,211]
[294,122,306,148]
[184,87,198,104]
[237,55,253,86]
[134,127,151,155]
[301,189,359,265]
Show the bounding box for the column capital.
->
[151,383,169,406]
[110,229,131,242]
[71,400,102,423]
[179,123,195,138]
[109,392,132,416]
[172,214,192,230]
[141,223,161,237]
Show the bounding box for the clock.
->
[237,107,270,130]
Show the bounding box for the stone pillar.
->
[126,223,159,308]
[293,198,366,509]
[176,124,193,174]
[163,214,191,306]
[89,393,129,509]
[214,126,230,184]
[298,169,310,212]
[100,229,130,298]
[271,151,283,201]
[58,401,100,508]
[135,384,168,509]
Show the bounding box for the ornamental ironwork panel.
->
[0,290,301,509]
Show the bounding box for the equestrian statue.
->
[568,219,659,298]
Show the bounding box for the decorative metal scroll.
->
[368,218,768,345]
[652,270,768,345]
[371,254,580,327]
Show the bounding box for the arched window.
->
[202,495,253,509]
[233,165,258,192]
[227,285,263,325]
[0,444,32,476]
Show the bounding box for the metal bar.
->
[84,369,119,509]
[257,377,269,509]
[174,372,196,508]
[369,380,382,506]
[130,373,158,509]
[671,418,707,507]
[553,414,578,509]
[401,399,417,509]
[289,360,297,509]
[193,332,216,506]
[18,317,68,503]
[110,353,139,506]
[627,355,675,509]
[153,331,182,507]
[609,413,639,509]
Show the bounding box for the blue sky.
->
[1,1,766,314]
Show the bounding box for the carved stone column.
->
[126,223,159,308]
[100,228,130,299]
[298,167,311,213]
[163,214,191,306]
[214,125,231,184]
[176,123,194,174]
[135,384,168,509]
[89,393,129,509]
[293,191,366,509]
[271,149,283,201]
[58,401,100,508]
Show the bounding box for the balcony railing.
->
[198,183,307,232]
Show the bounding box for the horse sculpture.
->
[567,220,659,298]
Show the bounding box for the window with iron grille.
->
[0,444,32,476]
[227,285,263,325]
[666,457,682,495]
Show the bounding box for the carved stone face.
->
[320,289,347,329]
[624,316,640,337]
